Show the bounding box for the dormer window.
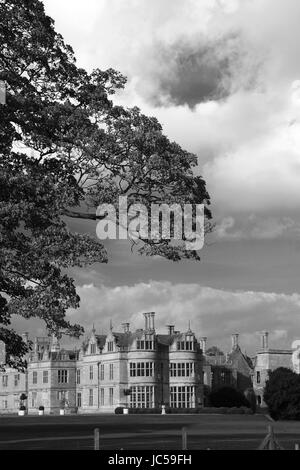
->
[91,344,96,355]
[137,339,154,350]
[108,341,114,352]
[176,340,194,351]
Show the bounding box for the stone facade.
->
[202,334,254,405]
[0,313,205,414]
[1,316,298,414]
[252,332,293,407]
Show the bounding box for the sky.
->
[27,0,300,354]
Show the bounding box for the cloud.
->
[65,281,300,354]
[133,32,262,109]
[215,215,300,241]
[44,0,263,107]
[42,0,300,231]
[204,82,300,213]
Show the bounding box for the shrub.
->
[264,367,300,420]
[114,407,124,414]
[59,398,66,409]
[167,408,198,414]
[209,387,250,408]
[197,406,251,415]
[38,406,44,411]
[229,407,242,414]
[19,405,26,411]
[129,407,162,414]
[244,388,257,413]
[116,407,169,414]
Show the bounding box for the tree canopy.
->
[209,386,250,408]
[0,0,212,369]
[264,367,300,420]
[206,346,224,356]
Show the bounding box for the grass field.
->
[0,413,300,450]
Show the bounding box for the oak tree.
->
[0,0,212,368]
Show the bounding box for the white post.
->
[94,428,100,450]
[182,427,187,450]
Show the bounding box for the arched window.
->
[257,395,262,405]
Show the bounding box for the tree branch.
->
[63,209,106,220]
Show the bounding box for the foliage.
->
[263,367,300,420]
[38,405,44,410]
[115,407,125,414]
[0,0,212,368]
[244,387,257,413]
[114,406,253,415]
[59,397,67,409]
[19,405,26,410]
[206,346,225,356]
[209,386,250,408]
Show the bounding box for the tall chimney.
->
[51,334,60,352]
[0,340,6,365]
[143,312,149,331]
[199,337,207,355]
[231,333,239,350]
[122,323,130,333]
[150,312,155,330]
[261,331,269,350]
[22,332,29,344]
[167,325,175,335]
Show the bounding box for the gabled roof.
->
[95,335,107,350]
[112,332,133,348]
[226,346,254,370]
[81,327,197,352]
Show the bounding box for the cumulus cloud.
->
[204,81,300,213]
[44,0,264,108]
[42,0,300,232]
[133,32,262,108]
[215,215,300,241]
[65,281,300,353]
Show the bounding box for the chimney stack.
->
[261,331,269,350]
[199,337,207,355]
[166,325,175,335]
[150,312,155,330]
[143,312,149,330]
[231,333,239,351]
[143,312,155,331]
[22,332,29,344]
[51,334,60,352]
[122,323,130,333]
[0,340,6,365]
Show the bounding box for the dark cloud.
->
[135,33,256,109]
[158,44,228,107]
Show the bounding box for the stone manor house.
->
[0,312,297,414]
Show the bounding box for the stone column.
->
[231,333,239,350]
[261,331,269,350]
[200,337,207,354]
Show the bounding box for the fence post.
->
[182,427,187,450]
[268,425,275,450]
[258,424,283,450]
[94,428,100,450]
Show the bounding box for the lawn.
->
[0,413,300,450]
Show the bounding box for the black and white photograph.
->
[1,0,300,455]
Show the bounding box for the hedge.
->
[115,406,253,415]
